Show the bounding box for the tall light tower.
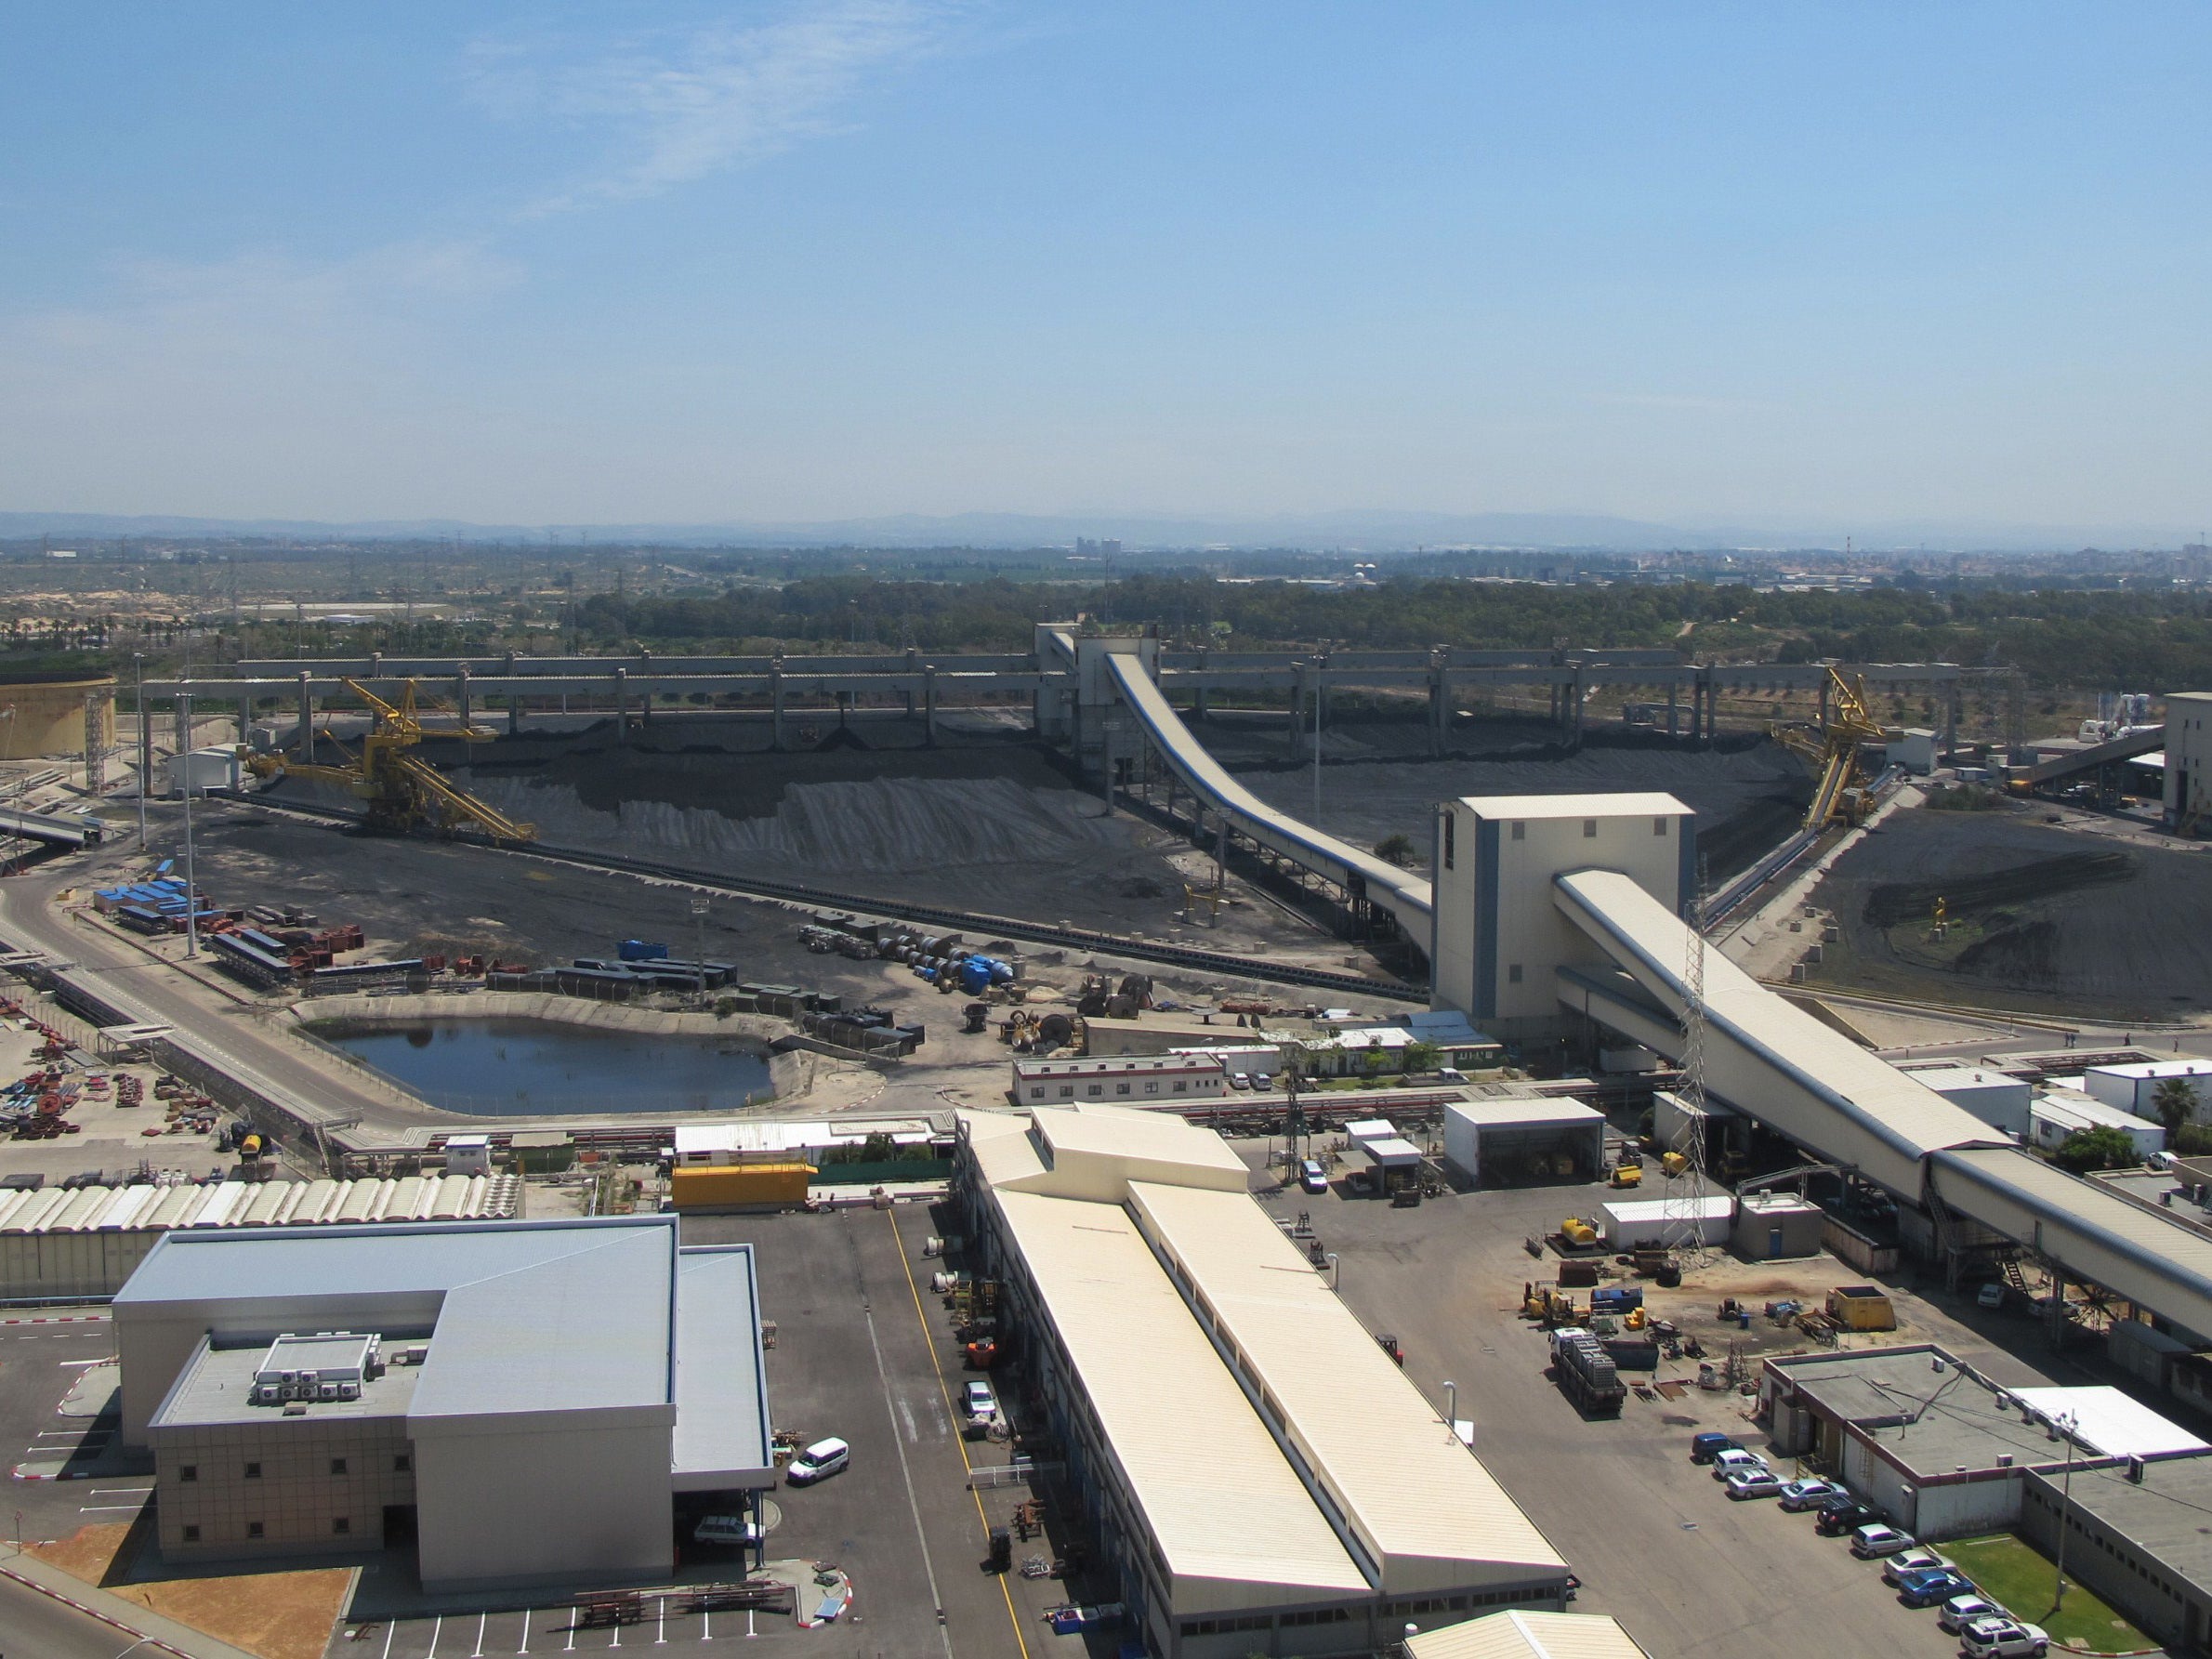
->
[1663,880,1715,1263]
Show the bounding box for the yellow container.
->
[1825,1285,1897,1330]
[670,1163,813,1210]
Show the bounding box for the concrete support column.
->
[613,667,628,746]
[1944,683,1959,757]
[1165,773,1178,824]
[1101,718,1114,817]
[296,672,313,762]
[1214,808,1228,890]
[1666,678,1679,740]
[235,701,248,749]
[1570,666,1585,746]
[1194,647,1210,720]
[455,668,472,731]
[923,665,937,747]
[1287,663,1308,758]
[505,652,521,734]
[904,648,919,719]
[138,702,153,795]
[1429,650,1449,757]
[370,651,383,678]
[770,666,786,750]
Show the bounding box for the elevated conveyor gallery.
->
[1550,866,2212,1343]
[1101,650,1434,938]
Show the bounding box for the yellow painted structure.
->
[0,675,114,761]
[669,1163,812,1210]
[1825,1284,1898,1330]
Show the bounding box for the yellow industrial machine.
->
[247,678,535,845]
[1660,1150,1691,1178]
[1609,1161,1643,1190]
[1772,665,1888,832]
[1560,1216,1599,1248]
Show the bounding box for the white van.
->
[785,1437,850,1485]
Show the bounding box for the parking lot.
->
[1253,1147,2096,1659]
[333,1205,1041,1659]
[0,1307,146,1542]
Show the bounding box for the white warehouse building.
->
[115,1215,773,1592]
[955,1107,1570,1659]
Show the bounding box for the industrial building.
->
[1440,1097,1606,1186]
[2030,1087,2166,1161]
[1761,1345,2206,1542]
[1898,1065,2034,1137]
[115,1214,772,1591]
[2164,691,2212,829]
[1429,793,1693,1034]
[2084,1059,2212,1123]
[1404,1610,1651,1659]
[1012,1053,1231,1106]
[955,1107,1571,1659]
[2019,1452,2212,1650]
[0,671,113,760]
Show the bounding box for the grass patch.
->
[1943,1534,2153,1654]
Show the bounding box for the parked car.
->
[1778,1477,1846,1511]
[1896,1568,1976,1609]
[1976,1282,2006,1310]
[1299,1159,1329,1194]
[1816,1500,1882,1535]
[1957,1618,2048,1658]
[1710,1448,1770,1481]
[1850,1523,1917,1559]
[1723,1470,1784,1501]
[1253,1073,1274,1090]
[692,1514,763,1547]
[1690,1431,1742,1464]
[1939,1596,2008,1635]
[785,1437,850,1485]
[1882,1547,1955,1587]
[1230,1073,1253,1091]
[963,1380,998,1420]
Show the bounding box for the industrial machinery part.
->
[247,678,535,845]
[1771,665,1888,832]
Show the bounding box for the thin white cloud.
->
[471,1,956,215]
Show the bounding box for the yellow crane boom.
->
[1772,666,1888,832]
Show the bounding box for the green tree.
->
[1402,1041,1442,1074]
[2051,1126,2148,1173]
[2153,1077,2199,1145]
[1372,832,1418,868]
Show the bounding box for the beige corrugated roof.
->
[1036,1104,1251,1176]
[962,1113,1048,1192]
[1406,1610,1651,1659]
[1457,793,1691,822]
[991,1189,1369,1607]
[1127,1181,1567,1592]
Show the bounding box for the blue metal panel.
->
[1474,818,1501,1020]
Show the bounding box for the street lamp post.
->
[2054,1410,2080,1609]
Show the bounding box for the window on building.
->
[1584,819,1598,837]
[1508,964,1523,984]
[178,1465,197,1483]
[1030,1086,1044,1099]
[1086,1084,1102,1097]
[181,1524,201,1543]
[1511,821,1525,841]
[1058,1086,1073,1099]
[394,1455,412,1473]
[246,1521,265,1539]
[1143,1081,1157,1094]
[1173,1081,1187,1093]
[1443,815,1455,868]
[1115,1083,1130,1096]
[1654,817,1669,836]
[333,1517,350,1535]
[329,1457,348,1476]
[244,1462,262,1480]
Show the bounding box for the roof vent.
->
[1997,1454,2014,1468]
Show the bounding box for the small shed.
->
[1903,1066,2033,1136]
[1442,1097,1606,1185]
[1732,1192,1824,1260]
[1599,1195,1732,1250]
[442,1134,493,1178]
[1888,729,1937,775]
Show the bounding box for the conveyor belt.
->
[1100,652,1433,938]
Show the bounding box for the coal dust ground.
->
[1806,804,2212,1021]
[1201,712,1810,883]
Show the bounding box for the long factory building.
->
[955,1106,1570,1659]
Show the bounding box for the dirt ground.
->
[1805,802,2212,1020]
[32,1519,352,1659]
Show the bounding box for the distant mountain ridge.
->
[0,507,2189,553]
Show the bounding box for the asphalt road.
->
[0,1568,156,1659]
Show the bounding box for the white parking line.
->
[473,1610,487,1656]
[518,1608,532,1653]
[86,1486,150,1494]
[381,1619,395,1659]
[79,1503,145,1512]
[427,1613,443,1657]
[655,1598,665,1644]
[699,1610,709,1642]
[564,1608,576,1652]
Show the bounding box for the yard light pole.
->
[691,895,708,1004]
[179,691,198,959]
[2054,1409,2079,1610]
[133,653,146,849]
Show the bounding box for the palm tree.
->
[2153,1077,2199,1147]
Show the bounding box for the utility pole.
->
[134,653,147,849]
[179,690,199,959]
[2054,1410,2080,1609]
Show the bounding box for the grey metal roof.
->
[672,1246,774,1488]
[152,1337,421,1429]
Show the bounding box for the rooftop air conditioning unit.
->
[338,1383,359,1401]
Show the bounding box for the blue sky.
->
[1,3,2206,537]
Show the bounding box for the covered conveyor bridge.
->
[1100,650,1433,938]
[1550,866,2212,1342]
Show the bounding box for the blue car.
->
[1896,1567,1977,1609]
